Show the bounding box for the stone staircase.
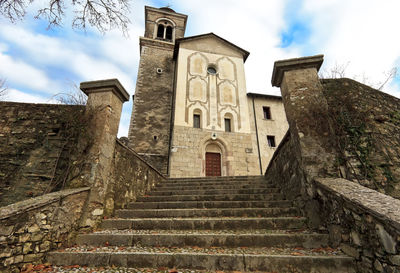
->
[47,176,356,272]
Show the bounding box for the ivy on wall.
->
[322,78,400,198]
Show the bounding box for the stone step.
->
[147,188,281,196]
[100,217,307,230]
[76,231,329,248]
[136,193,284,202]
[128,200,293,209]
[46,265,277,273]
[154,183,274,191]
[168,175,265,182]
[115,207,299,218]
[47,246,355,272]
[157,181,271,188]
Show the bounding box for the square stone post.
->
[79,79,129,227]
[271,55,336,179]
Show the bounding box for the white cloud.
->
[0,49,60,93]
[5,88,54,103]
[300,0,400,97]
[172,0,294,94]
[0,24,137,93]
[1,0,400,141]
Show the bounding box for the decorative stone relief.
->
[189,78,207,102]
[185,52,210,124]
[216,57,241,129]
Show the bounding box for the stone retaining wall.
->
[315,178,400,273]
[264,131,322,228]
[0,187,89,271]
[104,140,166,215]
[322,78,400,198]
[268,56,400,273]
[0,102,85,207]
[264,132,307,204]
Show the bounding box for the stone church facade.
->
[128,6,288,177]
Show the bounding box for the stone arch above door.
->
[199,136,230,177]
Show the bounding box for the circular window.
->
[207,66,217,75]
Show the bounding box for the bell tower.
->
[128,6,187,174]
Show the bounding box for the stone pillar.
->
[271,55,336,179]
[79,79,129,227]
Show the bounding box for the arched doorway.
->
[205,143,222,176]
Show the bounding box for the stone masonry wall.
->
[264,133,400,272]
[0,187,89,271]
[169,126,260,177]
[103,140,165,214]
[0,102,85,207]
[266,66,400,273]
[322,78,400,199]
[264,132,310,211]
[128,41,175,174]
[314,178,400,273]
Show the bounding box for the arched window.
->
[193,109,202,128]
[224,113,234,132]
[165,26,173,40]
[157,24,164,39]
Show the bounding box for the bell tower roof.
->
[159,7,176,13]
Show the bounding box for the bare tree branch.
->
[0,0,130,33]
[320,61,350,79]
[0,0,26,22]
[321,62,398,91]
[52,83,87,105]
[377,67,397,91]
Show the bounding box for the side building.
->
[128,6,288,177]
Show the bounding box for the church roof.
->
[247,93,282,100]
[173,33,250,62]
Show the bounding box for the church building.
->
[128,6,288,177]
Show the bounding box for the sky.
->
[1,0,400,137]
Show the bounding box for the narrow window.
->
[165,26,173,40]
[193,114,201,128]
[267,135,276,147]
[263,106,271,119]
[224,118,231,132]
[157,24,164,38]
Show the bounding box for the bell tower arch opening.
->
[154,18,176,42]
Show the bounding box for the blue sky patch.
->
[279,0,311,49]
[280,22,310,48]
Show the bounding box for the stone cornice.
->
[140,37,175,51]
[271,55,324,87]
[80,79,129,103]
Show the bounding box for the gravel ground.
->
[26,264,278,272]
[47,265,215,273]
[58,245,343,256]
[27,264,243,273]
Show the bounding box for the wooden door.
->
[205,152,221,176]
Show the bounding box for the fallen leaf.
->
[291,252,305,256]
